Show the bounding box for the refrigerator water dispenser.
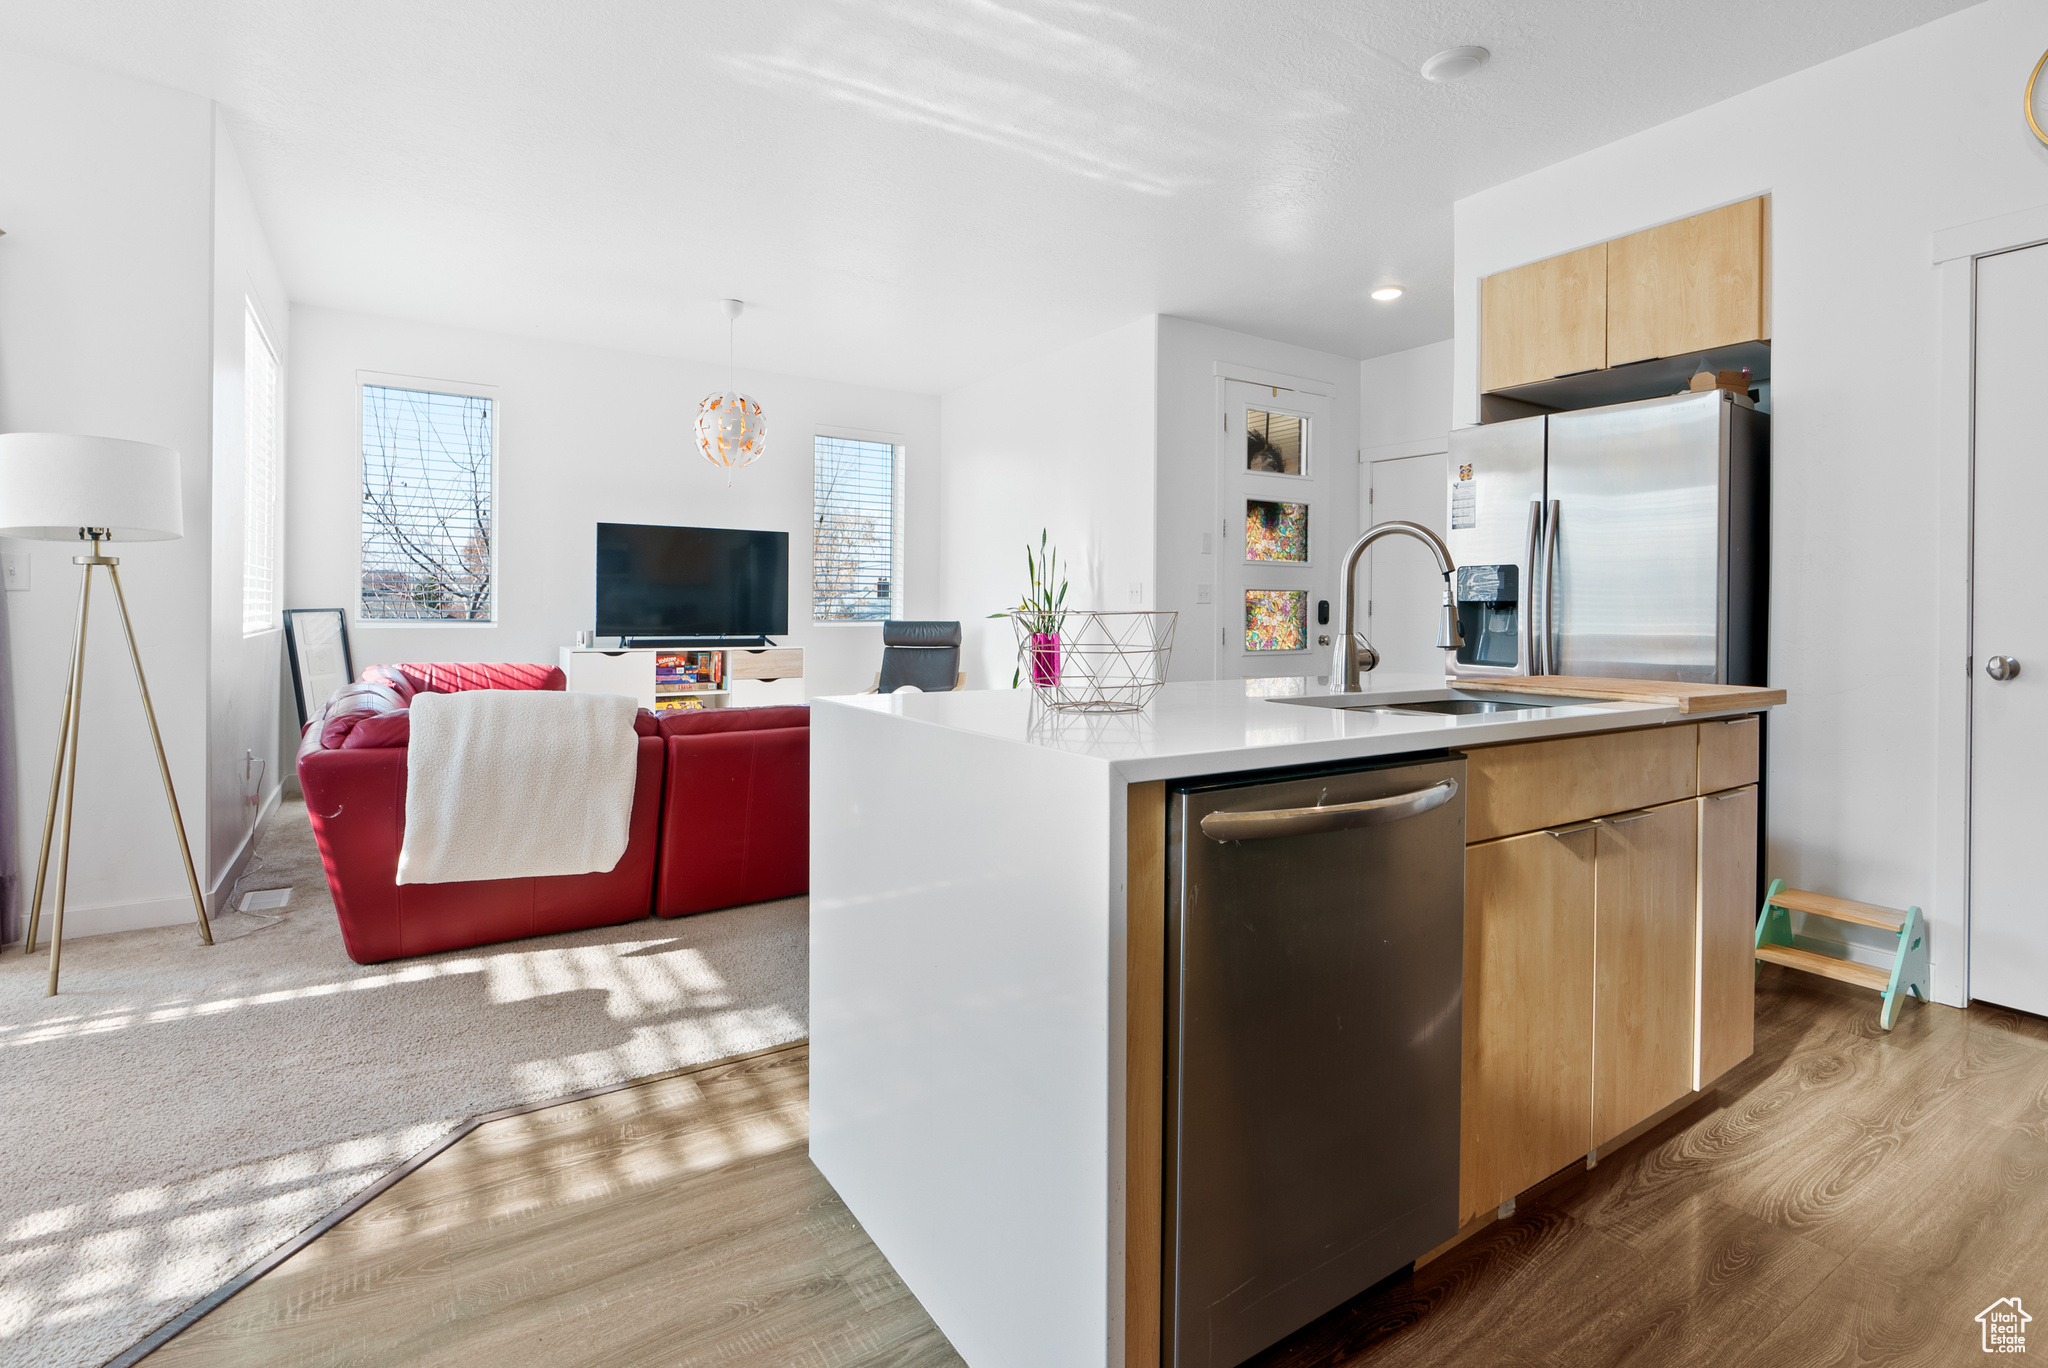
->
[1454,564,1519,668]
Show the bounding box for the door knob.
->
[1986,655,2021,681]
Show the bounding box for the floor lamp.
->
[0,433,211,996]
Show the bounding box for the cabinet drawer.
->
[728,676,805,706]
[729,648,803,681]
[563,650,653,708]
[1698,714,1759,793]
[1461,725,1699,843]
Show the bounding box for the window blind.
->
[813,435,897,622]
[241,307,280,635]
[360,384,494,621]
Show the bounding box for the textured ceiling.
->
[0,0,1980,393]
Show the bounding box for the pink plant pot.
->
[1028,631,1062,687]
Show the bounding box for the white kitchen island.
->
[809,674,1771,1368]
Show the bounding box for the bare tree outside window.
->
[361,384,494,620]
[813,435,897,622]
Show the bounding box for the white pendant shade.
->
[695,391,766,472]
[0,433,184,541]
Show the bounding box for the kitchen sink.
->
[1371,697,1523,715]
[1266,689,1610,715]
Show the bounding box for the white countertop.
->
[813,673,1754,785]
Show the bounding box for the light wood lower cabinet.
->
[1696,785,1759,1087]
[1458,724,1762,1223]
[1591,800,1698,1149]
[1461,824,1596,1222]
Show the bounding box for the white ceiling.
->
[0,0,1978,394]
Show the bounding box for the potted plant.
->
[992,530,1068,688]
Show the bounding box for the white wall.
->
[1360,339,1453,452]
[1451,0,2048,1005]
[1155,317,1360,682]
[286,308,940,700]
[0,50,218,942]
[938,318,1158,689]
[208,112,290,898]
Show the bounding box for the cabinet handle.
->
[1602,809,1655,826]
[1544,820,1600,840]
[1709,789,1750,802]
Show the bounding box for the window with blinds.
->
[813,435,899,622]
[241,306,280,635]
[360,383,495,621]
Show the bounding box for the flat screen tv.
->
[595,522,789,639]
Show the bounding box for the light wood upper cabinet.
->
[1478,197,1770,396]
[1605,198,1768,366]
[1480,243,1606,392]
[1591,800,1699,1149]
[1696,785,1759,1088]
[1461,824,1596,1223]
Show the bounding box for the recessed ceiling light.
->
[1421,46,1490,83]
[1371,286,1404,302]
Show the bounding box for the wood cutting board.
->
[1453,675,1787,714]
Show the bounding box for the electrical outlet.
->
[2,553,26,591]
[1127,580,1143,605]
[1196,583,1213,604]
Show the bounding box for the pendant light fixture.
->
[696,298,766,483]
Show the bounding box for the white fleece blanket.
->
[396,689,641,885]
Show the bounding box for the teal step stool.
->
[1755,880,1927,1030]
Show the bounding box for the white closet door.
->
[1365,451,1449,679]
[1970,242,2048,1015]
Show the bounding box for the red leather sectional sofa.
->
[297,662,807,963]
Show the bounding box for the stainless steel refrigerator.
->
[1445,389,1768,684]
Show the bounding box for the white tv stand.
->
[559,644,804,711]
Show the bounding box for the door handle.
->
[1524,499,1544,674]
[1200,779,1459,842]
[1537,499,1560,676]
[1986,655,2021,681]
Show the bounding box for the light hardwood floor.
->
[1253,965,2048,1367]
[142,1045,962,1367]
[144,967,2047,1367]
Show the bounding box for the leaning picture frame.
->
[283,608,355,727]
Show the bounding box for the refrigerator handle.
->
[1538,499,1560,676]
[1524,500,1544,675]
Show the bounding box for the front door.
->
[1217,378,1332,679]
[1970,242,2048,1015]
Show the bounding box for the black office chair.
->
[874,620,964,693]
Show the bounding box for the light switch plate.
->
[1196,583,1213,604]
[2,553,25,591]
[1201,531,1212,555]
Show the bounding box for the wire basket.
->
[1010,610,1178,712]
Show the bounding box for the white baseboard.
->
[208,784,284,914]
[7,893,212,942]
[0,785,287,947]
[1788,931,1896,972]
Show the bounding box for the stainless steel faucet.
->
[1331,521,1462,690]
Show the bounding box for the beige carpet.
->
[0,801,808,1368]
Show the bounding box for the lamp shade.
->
[0,433,183,541]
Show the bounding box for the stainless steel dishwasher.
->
[1165,754,1465,1368]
